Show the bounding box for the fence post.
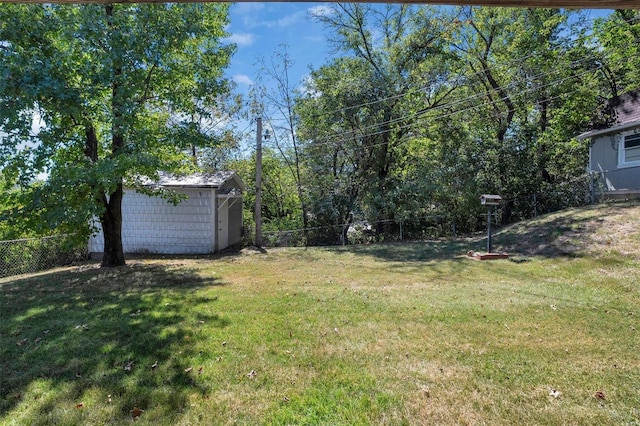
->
[532,193,537,217]
[589,172,595,204]
[341,225,347,246]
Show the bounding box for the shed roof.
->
[143,171,245,191]
[578,90,640,140]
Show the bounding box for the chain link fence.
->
[256,173,602,248]
[0,235,88,279]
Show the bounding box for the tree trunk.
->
[100,183,126,267]
[538,97,553,184]
[100,3,126,267]
[100,183,125,267]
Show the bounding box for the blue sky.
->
[223,4,612,96]
[224,3,335,97]
[221,4,613,148]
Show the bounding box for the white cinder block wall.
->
[90,188,215,254]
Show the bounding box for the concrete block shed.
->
[89,171,245,255]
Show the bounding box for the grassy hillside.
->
[1,200,639,425]
[496,199,640,258]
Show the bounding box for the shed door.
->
[218,199,229,251]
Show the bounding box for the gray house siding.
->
[579,90,640,193]
[590,133,640,191]
[590,135,618,173]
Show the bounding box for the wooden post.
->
[486,206,493,253]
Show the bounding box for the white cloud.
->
[233,74,254,86]
[308,4,334,18]
[232,3,265,15]
[304,35,324,43]
[272,12,305,28]
[298,74,321,98]
[225,32,255,46]
[257,11,306,29]
[230,3,269,30]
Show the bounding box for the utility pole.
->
[254,117,263,247]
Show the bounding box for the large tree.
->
[0,4,234,266]
[298,4,456,240]
[594,10,640,97]
[296,5,602,237]
[446,7,596,223]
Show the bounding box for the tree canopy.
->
[0,3,234,265]
[282,6,632,243]
[2,5,638,254]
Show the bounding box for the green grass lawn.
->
[1,201,640,425]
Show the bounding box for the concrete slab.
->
[467,251,509,261]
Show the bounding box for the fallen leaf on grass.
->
[34,337,42,344]
[247,370,257,378]
[75,324,89,331]
[124,361,134,371]
[130,407,144,419]
[595,391,606,400]
[16,338,27,346]
[198,367,203,375]
[283,396,290,402]
[549,388,561,398]
[184,367,193,373]
[76,403,84,408]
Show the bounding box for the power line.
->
[252,12,636,155]
[297,10,629,121]
[301,61,603,151]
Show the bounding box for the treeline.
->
[1,6,638,250]
[215,7,640,245]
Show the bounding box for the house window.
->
[620,132,640,167]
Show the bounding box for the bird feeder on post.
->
[480,194,502,254]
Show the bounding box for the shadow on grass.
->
[324,200,640,263]
[0,262,226,422]
[494,205,606,258]
[330,239,485,263]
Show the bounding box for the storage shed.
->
[89,171,245,255]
